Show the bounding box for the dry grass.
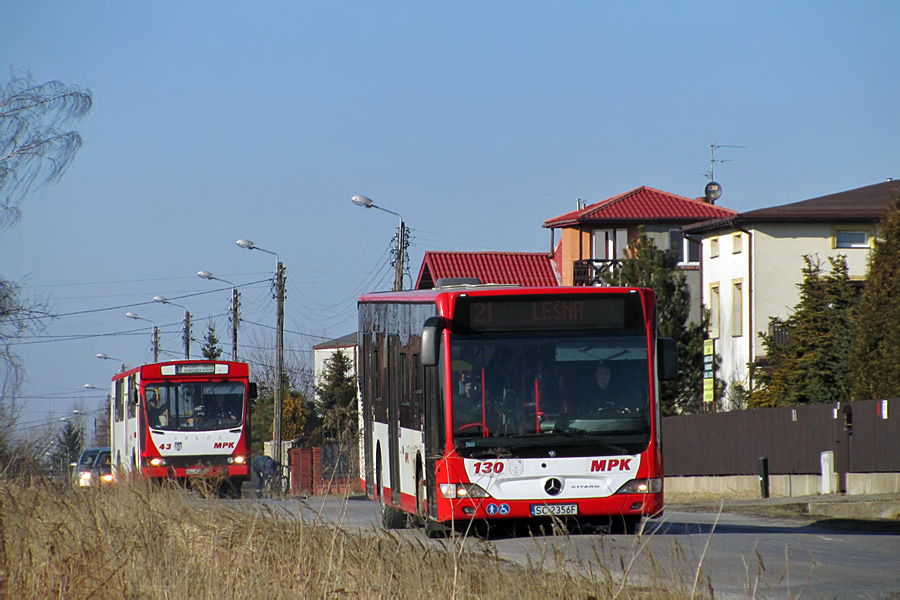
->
[0,478,711,599]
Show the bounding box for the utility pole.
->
[152,326,159,362]
[182,310,191,359]
[274,261,285,471]
[393,220,407,291]
[234,239,285,483]
[351,195,408,292]
[231,287,240,361]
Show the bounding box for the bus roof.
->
[110,360,249,382]
[357,285,650,304]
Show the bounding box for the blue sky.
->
[2,1,898,433]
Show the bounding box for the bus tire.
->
[378,459,406,530]
[413,460,426,528]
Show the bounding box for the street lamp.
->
[126,312,159,362]
[153,296,192,359]
[198,270,240,360]
[72,409,99,444]
[236,238,286,475]
[351,195,408,291]
[96,353,126,372]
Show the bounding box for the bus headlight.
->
[148,457,167,467]
[615,478,662,495]
[227,455,246,465]
[439,483,490,499]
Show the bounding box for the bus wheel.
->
[414,464,426,527]
[379,465,406,530]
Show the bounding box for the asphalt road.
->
[248,495,900,598]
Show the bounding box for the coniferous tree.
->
[602,231,707,415]
[850,190,900,400]
[314,350,358,443]
[201,318,223,360]
[757,255,856,405]
[50,420,84,475]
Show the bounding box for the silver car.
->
[72,447,109,487]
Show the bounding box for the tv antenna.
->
[703,143,746,182]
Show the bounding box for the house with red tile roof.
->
[543,186,737,324]
[683,179,899,409]
[415,251,559,289]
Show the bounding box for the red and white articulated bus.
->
[110,360,256,495]
[357,283,678,536]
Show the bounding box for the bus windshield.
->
[447,331,651,458]
[143,381,245,432]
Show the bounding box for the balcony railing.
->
[573,259,622,286]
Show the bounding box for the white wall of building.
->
[700,221,877,409]
[313,344,358,393]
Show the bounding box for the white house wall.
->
[752,222,873,359]
[702,221,876,409]
[702,230,751,406]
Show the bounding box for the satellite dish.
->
[704,181,723,203]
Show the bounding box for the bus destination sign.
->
[160,364,230,376]
[456,295,642,332]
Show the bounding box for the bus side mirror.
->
[658,337,678,380]
[421,317,446,367]
[248,382,258,399]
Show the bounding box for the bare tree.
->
[0,71,91,461]
[1,70,92,229]
[243,328,314,397]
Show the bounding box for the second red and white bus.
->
[357,283,678,535]
[110,360,256,494]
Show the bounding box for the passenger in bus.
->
[453,374,484,434]
[146,390,168,428]
[209,394,238,425]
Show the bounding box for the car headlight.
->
[439,483,490,499]
[101,473,115,483]
[78,471,93,486]
[615,478,662,494]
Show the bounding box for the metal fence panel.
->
[662,399,898,476]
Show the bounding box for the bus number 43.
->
[473,461,504,475]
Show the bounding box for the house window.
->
[592,229,614,260]
[732,233,742,254]
[834,229,869,249]
[732,280,743,337]
[710,237,719,258]
[669,230,701,264]
[709,285,720,339]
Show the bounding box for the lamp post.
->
[96,353,126,372]
[126,312,159,362]
[236,238,285,474]
[197,270,240,360]
[153,296,192,359]
[72,409,99,445]
[351,195,407,291]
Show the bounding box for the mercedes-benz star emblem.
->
[544,478,563,496]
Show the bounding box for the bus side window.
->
[115,379,124,422]
[127,377,137,419]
